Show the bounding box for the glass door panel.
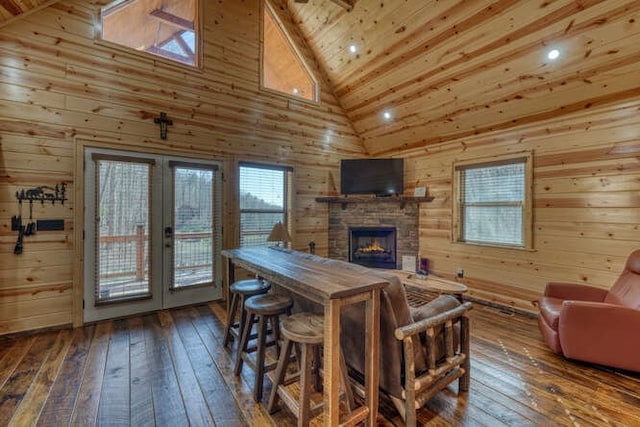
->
[172,166,214,288]
[84,149,163,322]
[163,159,221,309]
[95,159,152,301]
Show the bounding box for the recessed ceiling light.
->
[292,88,300,95]
[382,110,393,121]
[348,43,358,54]
[547,49,560,60]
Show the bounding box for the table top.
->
[383,269,468,294]
[222,247,389,304]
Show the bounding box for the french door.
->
[83,148,222,322]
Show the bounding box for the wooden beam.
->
[330,0,353,11]
[0,0,61,29]
[149,9,194,31]
[294,0,352,11]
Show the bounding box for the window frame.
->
[97,0,203,70]
[260,1,319,104]
[238,161,293,248]
[452,152,533,249]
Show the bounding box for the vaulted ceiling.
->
[286,0,640,156]
[2,0,639,157]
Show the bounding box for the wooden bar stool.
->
[235,293,294,402]
[223,279,271,349]
[268,312,354,426]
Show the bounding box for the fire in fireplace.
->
[349,227,397,269]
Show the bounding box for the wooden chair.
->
[393,298,472,425]
[339,271,472,426]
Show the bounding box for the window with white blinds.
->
[454,154,532,248]
[239,162,292,247]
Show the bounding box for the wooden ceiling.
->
[0,0,58,27]
[286,0,640,156]
[2,0,639,157]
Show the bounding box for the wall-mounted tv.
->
[340,158,404,196]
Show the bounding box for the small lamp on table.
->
[267,221,292,247]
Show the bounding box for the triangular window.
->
[262,4,317,102]
[100,0,199,67]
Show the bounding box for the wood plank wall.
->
[285,0,640,314]
[399,98,640,314]
[0,0,361,334]
[1,0,639,334]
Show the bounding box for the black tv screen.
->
[340,158,404,196]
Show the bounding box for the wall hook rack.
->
[16,182,67,205]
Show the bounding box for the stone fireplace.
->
[327,199,419,269]
[349,227,397,269]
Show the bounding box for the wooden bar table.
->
[222,247,388,426]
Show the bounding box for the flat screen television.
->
[340,158,404,196]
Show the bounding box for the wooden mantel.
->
[315,195,434,209]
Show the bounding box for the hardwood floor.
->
[1,301,639,426]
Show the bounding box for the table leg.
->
[365,288,381,427]
[324,299,341,426]
[226,258,235,318]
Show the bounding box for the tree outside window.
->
[239,163,293,247]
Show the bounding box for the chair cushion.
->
[538,296,563,330]
[411,294,460,322]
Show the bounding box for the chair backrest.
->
[605,249,640,309]
[340,272,426,399]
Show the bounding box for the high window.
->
[239,162,293,247]
[453,153,532,248]
[100,0,200,67]
[262,3,317,102]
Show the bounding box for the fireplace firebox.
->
[349,227,397,269]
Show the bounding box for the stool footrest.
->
[339,406,369,427]
[241,353,278,372]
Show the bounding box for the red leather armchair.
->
[538,249,640,372]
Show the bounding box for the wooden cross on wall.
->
[154,112,173,140]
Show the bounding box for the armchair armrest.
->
[395,302,472,340]
[559,301,640,371]
[544,282,608,302]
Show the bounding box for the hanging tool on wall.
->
[12,202,24,254]
[14,221,24,255]
[24,199,37,236]
[12,182,67,255]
